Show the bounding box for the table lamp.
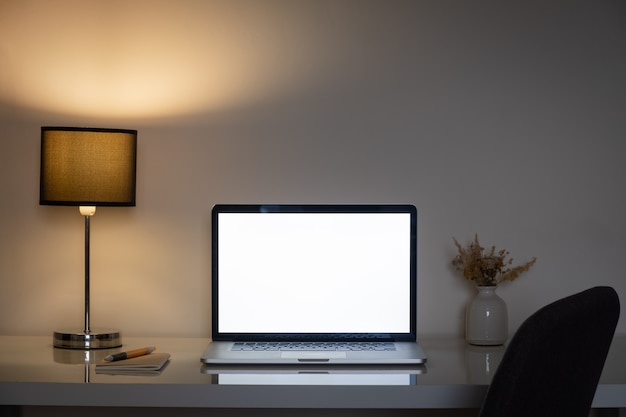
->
[40,126,137,349]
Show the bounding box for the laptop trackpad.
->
[281,352,347,360]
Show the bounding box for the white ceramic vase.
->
[466,286,508,346]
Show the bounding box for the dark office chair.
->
[478,286,620,417]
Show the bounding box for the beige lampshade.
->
[40,127,137,206]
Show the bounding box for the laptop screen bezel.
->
[211,204,417,342]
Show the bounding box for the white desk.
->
[1,335,625,411]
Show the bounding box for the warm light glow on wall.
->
[0,0,337,119]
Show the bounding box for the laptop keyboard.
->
[231,342,397,351]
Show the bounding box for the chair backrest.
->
[478,286,620,417]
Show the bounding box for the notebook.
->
[95,352,171,375]
[200,204,427,365]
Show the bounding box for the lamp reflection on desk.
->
[53,346,113,383]
[40,127,137,350]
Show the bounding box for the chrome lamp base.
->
[53,328,122,349]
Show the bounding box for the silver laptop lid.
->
[211,204,417,343]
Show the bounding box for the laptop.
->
[200,204,427,365]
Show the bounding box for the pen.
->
[104,346,156,362]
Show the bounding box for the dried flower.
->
[452,234,536,287]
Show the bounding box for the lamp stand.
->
[53,207,122,349]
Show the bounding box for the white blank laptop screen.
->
[217,211,412,334]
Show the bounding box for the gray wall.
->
[1,0,625,338]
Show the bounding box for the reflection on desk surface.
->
[1,336,625,388]
[202,363,426,385]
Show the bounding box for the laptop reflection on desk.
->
[201,363,426,386]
